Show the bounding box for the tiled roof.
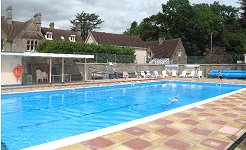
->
[41,27,82,42]
[1,18,32,41]
[91,31,146,48]
[146,39,180,58]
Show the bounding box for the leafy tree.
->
[123,21,139,36]
[71,11,104,41]
[239,0,246,28]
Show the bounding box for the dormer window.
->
[69,35,76,42]
[61,36,65,40]
[45,32,53,40]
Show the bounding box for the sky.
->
[1,0,240,34]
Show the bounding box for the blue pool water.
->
[1,81,245,150]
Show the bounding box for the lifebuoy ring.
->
[13,65,25,78]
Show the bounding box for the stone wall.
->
[74,63,246,80]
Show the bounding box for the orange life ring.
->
[13,65,25,78]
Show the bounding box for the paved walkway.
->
[2,78,246,150]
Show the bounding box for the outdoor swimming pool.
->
[1,81,246,150]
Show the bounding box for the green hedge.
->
[36,40,134,55]
[36,40,135,63]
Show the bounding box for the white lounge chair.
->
[122,72,129,79]
[153,71,160,78]
[188,71,195,78]
[36,69,48,83]
[162,70,169,77]
[171,70,177,77]
[198,71,203,78]
[140,71,146,78]
[146,71,152,78]
[179,71,187,78]
[135,71,140,78]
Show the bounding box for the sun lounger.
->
[171,70,177,77]
[162,70,169,77]
[188,71,195,78]
[179,71,187,78]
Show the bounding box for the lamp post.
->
[210,32,213,51]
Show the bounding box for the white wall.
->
[1,55,22,86]
[135,48,147,64]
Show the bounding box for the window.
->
[1,38,4,51]
[178,49,182,57]
[69,35,76,42]
[45,32,53,40]
[27,40,37,51]
[61,36,65,40]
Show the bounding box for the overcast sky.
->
[1,0,240,34]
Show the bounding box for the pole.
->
[84,58,87,82]
[61,58,64,83]
[210,32,213,51]
[49,58,52,84]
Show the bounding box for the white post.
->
[49,58,52,84]
[61,58,64,83]
[84,58,87,82]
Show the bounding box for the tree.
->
[239,0,246,28]
[71,11,104,40]
[123,21,139,36]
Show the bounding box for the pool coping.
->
[21,84,246,150]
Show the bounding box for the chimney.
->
[49,22,55,29]
[33,13,41,31]
[75,22,81,36]
[158,37,165,45]
[6,5,13,24]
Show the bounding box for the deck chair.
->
[162,70,169,77]
[135,71,140,78]
[146,71,152,78]
[122,72,129,79]
[42,71,48,82]
[36,69,43,83]
[171,70,177,77]
[153,71,160,78]
[198,71,203,78]
[188,71,195,78]
[140,71,146,78]
[179,71,187,78]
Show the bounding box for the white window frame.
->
[45,32,53,40]
[27,40,37,51]
[69,35,76,42]
[61,36,65,40]
[178,49,182,57]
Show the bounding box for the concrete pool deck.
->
[2,78,246,150]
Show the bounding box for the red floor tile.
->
[211,119,227,125]
[211,108,227,111]
[81,137,114,149]
[234,119,246,124]
[123,126,148,136]
[123,138,152,150]
[198,112,215,116]
[222,104,235,107]
[204,104,217,107]
[222,113,239,117]
[200,138,230,150]
[153,118,174,125]
[190,127,212,136]
[191,107,206,111]
[233,108,246,111]
[164,139,191,150]
[157,127,180,136]
[181,119,199,125]
[175,112,192,118]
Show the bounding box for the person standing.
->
[218,70,223,82]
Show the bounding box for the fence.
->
[187,54,245,64]
[75,53,136,63]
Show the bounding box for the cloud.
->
[1,0,240,34]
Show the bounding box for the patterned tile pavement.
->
[56,86,246,150]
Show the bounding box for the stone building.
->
[1,5,82,52]
[85,31,187,64]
